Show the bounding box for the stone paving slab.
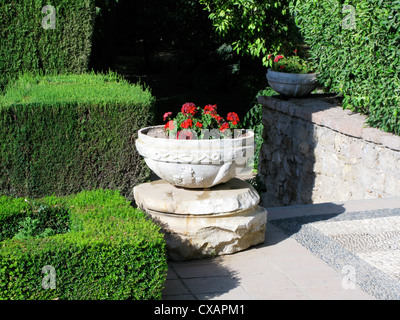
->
[162,196,400,300]
[163,224,373,300]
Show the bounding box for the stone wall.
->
[258,95,400,207]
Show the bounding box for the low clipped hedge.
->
[291,0,400,135]
[0,189,167,300]
[0,72,155,200]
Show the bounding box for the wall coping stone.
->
[258,95,400,151]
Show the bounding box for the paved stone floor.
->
[162,196,400,300]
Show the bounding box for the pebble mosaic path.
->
[271,205,400,300]
[313,215,400,280]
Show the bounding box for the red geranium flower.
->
[274,55,284,63]
[164,120,174,130]
[219,122,230,132]
[163,102,243,139]
[227,112,240,126]
[279,65,285,70]
[163,112,173,121]
[211,114,223,123]
[181,103,197,116]
[204,104,217,115]
[181,118,193,129]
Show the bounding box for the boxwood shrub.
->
[0,189,167,300]
[291,0,400,134]
[0,72,155,200]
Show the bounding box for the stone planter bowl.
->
[135,126,254,188]
[266,69,318,97]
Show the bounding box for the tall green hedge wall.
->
[0,72,155,200]
[291,0,400,134]
[0,0,96,91]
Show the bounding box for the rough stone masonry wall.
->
[257,96,400,207]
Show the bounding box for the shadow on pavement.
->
[163,257,240,300]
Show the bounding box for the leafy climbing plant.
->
[199,0,301,67]
[243,87,277,171]
[291,0,400,135]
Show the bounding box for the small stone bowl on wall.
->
[266,69,318,97]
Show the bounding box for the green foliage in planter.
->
[291,0,400,135]
[0,0,97,91]
[0,189,167,300]
[0,72,155,200]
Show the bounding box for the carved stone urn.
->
[134,125,267,261]
[135,125,254,188]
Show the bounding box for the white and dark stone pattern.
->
[271,208,400,300]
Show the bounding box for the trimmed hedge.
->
[0,0,96,91]
[0,72,155,200]
[291,0,400,135]
[0,189,167,300]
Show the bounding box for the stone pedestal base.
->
[133,178,268,261]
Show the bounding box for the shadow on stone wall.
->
[258,94,339,207]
